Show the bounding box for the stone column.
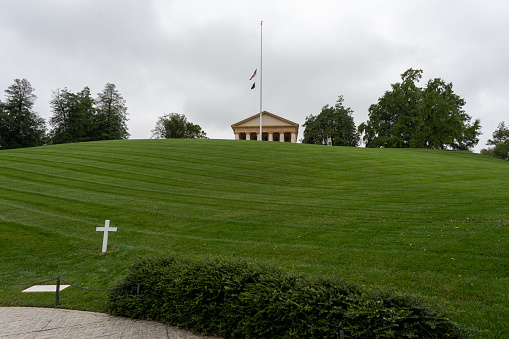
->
[291,133,297,143]
[257,133,261,141]
[268,133,273,141]
[280,133,285,142]
[235,133,239,140]
[246,133,251,140]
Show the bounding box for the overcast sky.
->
[1,0,508,151]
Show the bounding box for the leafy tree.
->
[480,122,509,160]
[360,69,422,148]
[487,121,509,145]
[94,83,129,140]
[151,113,207,139]
[416,78,481,150]
[359,69,481,150]
[0,79,46,149]
[302,95,360,146]
[490,141,509,161]
[49,87,95,144]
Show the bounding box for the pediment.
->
[231,111,299,128]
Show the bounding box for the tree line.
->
[303,68,481,150]
[49,84,129,143]
[2,72,507,160]
[302,68,507,160]
[0,79,207,150]
[0,79,129,149]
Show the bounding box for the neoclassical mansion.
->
[231,111,299,143]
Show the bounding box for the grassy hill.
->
[0,139,508,337]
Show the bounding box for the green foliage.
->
[94,83,129,140]
[1,80,129,147]
[302,95,360,146]
[360,69,422,148]
[49,87,95,144]
[0,79,46,149]
[359,69,481,150]
[491,141,509,160]
[487,121,509,145]
[49,84,129,144]
[481,122,509,160]
[110,256,468,338]
[151,113,207,139]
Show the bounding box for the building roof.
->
[231,111,299,129]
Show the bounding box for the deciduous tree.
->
[481,122,509,160]
[359,69,481,150]
[302,96,359,146]
[151,113,207,139]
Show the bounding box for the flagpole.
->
[259,20,263,140]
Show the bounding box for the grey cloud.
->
[1,0,508,150]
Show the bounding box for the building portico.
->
[231,111,299,143]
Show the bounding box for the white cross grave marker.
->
[96,220,117,253]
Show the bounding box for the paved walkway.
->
[0,307,217,339]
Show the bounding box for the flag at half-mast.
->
[249,69,257,80]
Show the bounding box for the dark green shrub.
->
[109,256,468,338]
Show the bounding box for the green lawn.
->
[0,139,508,337]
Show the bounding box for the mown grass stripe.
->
[1,139,508,337]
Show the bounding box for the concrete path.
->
[0,307,217,339]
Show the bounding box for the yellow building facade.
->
[231,111,299,143]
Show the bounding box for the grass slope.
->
[0,139,508,337]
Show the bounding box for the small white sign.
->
[96,220,117,253]
[22,285,70,292]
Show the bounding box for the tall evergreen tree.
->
[0,79,46,149]
[302,96,360,146]
[94,83,129,140]
[49,88,79,144]
[49,87,95,144]
[76,86,96,141]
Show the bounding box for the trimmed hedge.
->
[109,257,468,338]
